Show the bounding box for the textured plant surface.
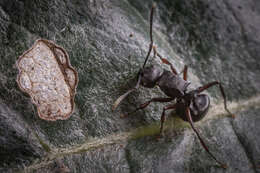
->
[0,0,259,173]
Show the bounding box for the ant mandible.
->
[112,4,235,168]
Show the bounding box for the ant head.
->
[140,65,163,88]
[178,92,210,122]
[189,93,210,121]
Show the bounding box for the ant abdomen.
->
[140,65,163,88]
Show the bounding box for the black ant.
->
[112,4,235,168]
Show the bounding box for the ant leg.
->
[122,97,174,118]
[153,46,178,75]
[112,73,142,111]
[197,81,235,118]
[159,104,177,137]
[183,65,188,81]
[185,107,227,168]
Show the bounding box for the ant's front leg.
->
[197,81,235,118]
[121,97,174,118]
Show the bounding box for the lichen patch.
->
[16,39,78,121]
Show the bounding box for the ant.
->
[112,4,235,168]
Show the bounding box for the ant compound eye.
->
[16,39,78,121]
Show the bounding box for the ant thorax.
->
[157,70,190,98]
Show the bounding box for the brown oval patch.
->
[16,39,78,121]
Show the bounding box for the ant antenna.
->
[112,4,155,111]
[142,3,155,69]
[112,74,141,111]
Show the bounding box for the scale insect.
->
[112,4,235,168]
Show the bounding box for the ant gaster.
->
[112,4,235,168]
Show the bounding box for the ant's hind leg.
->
[182,65,188,81]
[153,46,178,75]
[178,65,188,80]
[121,97,173,118]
